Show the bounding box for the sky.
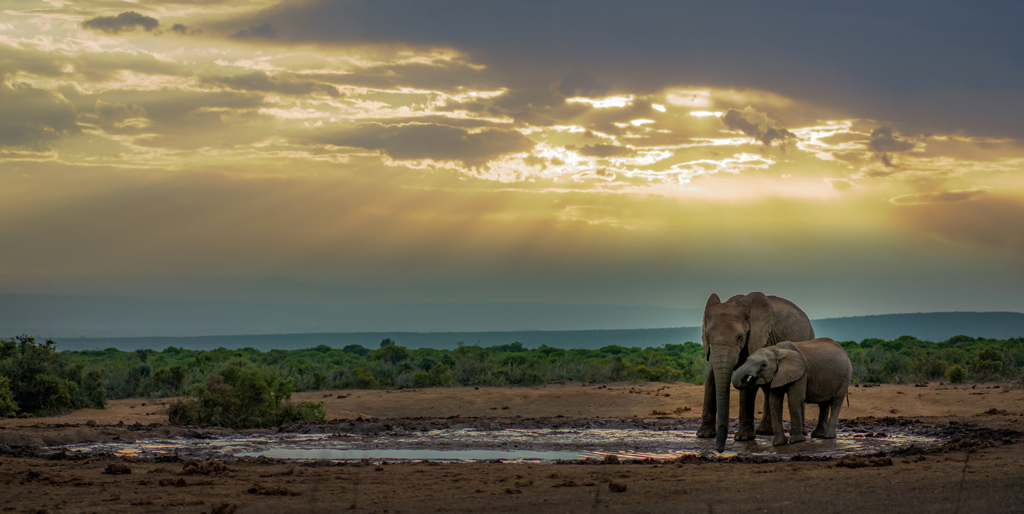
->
[1,0,1023,332]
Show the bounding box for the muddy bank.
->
[2,414,1018,468]
[3,382,1024,513]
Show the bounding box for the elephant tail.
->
[846,392,850,407]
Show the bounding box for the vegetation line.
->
[2,334,1022,422]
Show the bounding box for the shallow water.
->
[55,427,939,463]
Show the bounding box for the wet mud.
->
[31,415,1020,465]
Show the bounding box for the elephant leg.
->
[801,403,809,435]
[822,396,844,439]
[735,386,757,441]
[696,369,717,438]
[755,386,773,435]
[769,390,787,446]
[811,404,829,438]
[787,382,807,443]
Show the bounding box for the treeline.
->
[839,335,1024,384]
[3,334,1024,418]
[61,339,712,401]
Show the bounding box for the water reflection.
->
[55,427,938,463]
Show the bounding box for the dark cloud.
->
[721,107,796,146]
[82,11,159,34]
[868,127,915,167]
[438,86,587,127]
[0,43,183,84]
[216,1,1024,138]
[93,100,147,128]
[202,72,341,97]
[61,89,266,149]
[171,23,202,35]
[556,70,611,98]
[576,144,632,157]
[312,123,534,167]
[0,79,78,150]
[890,188,988,205]
[231,23,275,39]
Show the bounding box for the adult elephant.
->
[695,292,815,452]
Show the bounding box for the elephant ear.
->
[701,293,721,360]
[771,348,807,389]
[745,292,776,354]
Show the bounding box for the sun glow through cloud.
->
[0,0,1021,322]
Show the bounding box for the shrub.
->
[945,364,966,383]
[0,335,105,415]
[0,376,17,417]
[166,360,325,428]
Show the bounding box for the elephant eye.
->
[760,363,766,369]
[736,335,743,342]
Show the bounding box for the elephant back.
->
[765,295,815,346]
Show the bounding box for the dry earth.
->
[2,381,1024,513]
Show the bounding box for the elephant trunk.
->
[731,366,754,389]
[713,355,734,453]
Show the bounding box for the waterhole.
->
[54,427,938,463]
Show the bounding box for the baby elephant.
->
[731,338,852,446]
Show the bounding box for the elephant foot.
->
[734,426,756,441]
[811,427,828,438]
[754,420,774,435]
[772,435,788,446]
[789,433,806,444]
[696,423,717,438]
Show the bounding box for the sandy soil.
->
[2,381,1023,513]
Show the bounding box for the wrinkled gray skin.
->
[732,338,852,446]
[696,292,815,452]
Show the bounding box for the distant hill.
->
[811,312,1024,343]
[48,311,1024,351]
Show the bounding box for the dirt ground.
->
[2,381,1023,513]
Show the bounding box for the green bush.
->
[0,335,106,415]
[167,360,325,428]
[0,376,17,417]
[945,364,966,383]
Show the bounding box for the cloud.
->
[82,11,159,34]
[312,60,496,93]
[231,23,275,39]
[720,107,795,146]
[576,144,632,158]
[171,23,202,36]
[94,100,147,128]
[73,89,267,149]
[202,72,341,97]
[889,188,989,205]
[215,1,1024,139]
[826,178,855,191]
[868,126,915,167]
[556,70,611,98]
[0,79,78,150]
[312,122,534,167]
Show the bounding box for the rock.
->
[248,482,300,496]
[211,503,238,514]
[103,462,131,475]
[609,482,628,493]
[181,459,230,475]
